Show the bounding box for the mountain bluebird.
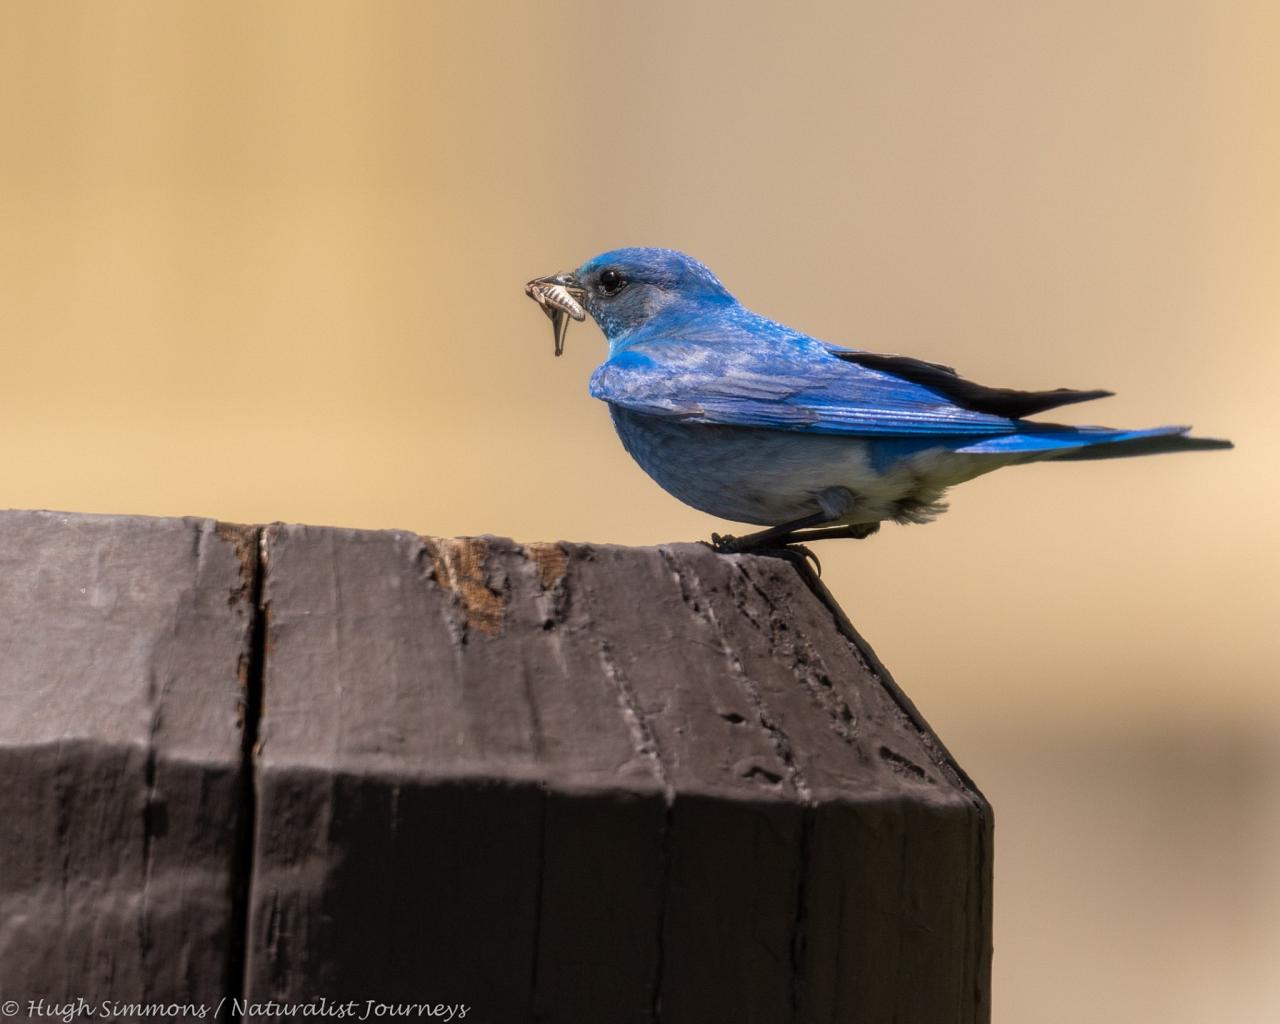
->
[526,248,1230,553]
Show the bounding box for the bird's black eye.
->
[598,269,626,295]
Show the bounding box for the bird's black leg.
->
[710,515,881,552]
[785,522,882,543]
[708,519,881,577]
[710,512,830,553]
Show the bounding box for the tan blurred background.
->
[2,1,1276,1018]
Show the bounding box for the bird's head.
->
[526,248,735,354]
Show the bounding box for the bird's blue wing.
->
[590,333,1023,437]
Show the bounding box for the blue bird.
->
[526,248,1231,554]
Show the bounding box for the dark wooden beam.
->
[0,511,991,1023]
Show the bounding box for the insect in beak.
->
[525,273,587,356]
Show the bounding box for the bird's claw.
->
[758,544,822,577]
[707,534,822,576]
[710,532,741,553]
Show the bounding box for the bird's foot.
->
[709,533,822,575]
[707,520,884,575]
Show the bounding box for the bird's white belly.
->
[610,407,1003,527]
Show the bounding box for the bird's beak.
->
[525,272,587,356]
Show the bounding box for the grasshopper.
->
[525,275,587,356]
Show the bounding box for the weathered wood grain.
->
[0,510,990,1022]
[0,510,257,1002]
[245,527,991,1023]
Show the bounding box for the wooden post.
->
[0,511,991,1023]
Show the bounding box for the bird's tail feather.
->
[1047,431,1233,461]
[956,425,1233,460]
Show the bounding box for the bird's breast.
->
[607,407,884,525]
